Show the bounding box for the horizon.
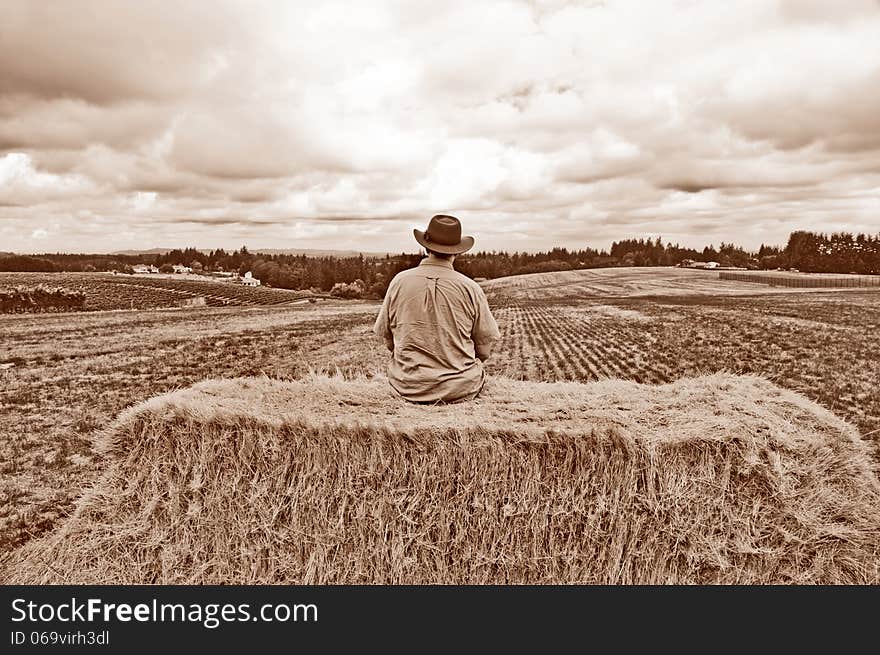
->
[2,1,880,254]
[7,227,878,257]
[6,233,787,258]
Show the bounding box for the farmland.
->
[482,265,880,301]
[1,267,879,559]
[0,272,310,311]
[720,270,880,288]
[488,294,880,439]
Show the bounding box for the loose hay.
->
[3,373,879,584]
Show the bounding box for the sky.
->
[1,0,879,255]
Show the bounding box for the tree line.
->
[2,230,877,295]
[767,231,880,274]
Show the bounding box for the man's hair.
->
[425,248,455,260]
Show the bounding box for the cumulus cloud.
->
[1,0,879,253]
[0,1,240,104]
[0,153,95,205]
[0,96,171,152]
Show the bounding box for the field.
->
[0,272,309,310]
[482,266,880,300]
[1,267,879,570]
[488,294,880,433]
[721,270,880,288]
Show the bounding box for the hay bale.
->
[3,373,879,584]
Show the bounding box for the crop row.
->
[489,304,675,383]
[486,298,880,452]
[112,276,306,305]
[0,286,86,313]
[720,271,880,288]
[0,273,308,311]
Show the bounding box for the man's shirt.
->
[373,257,501,403]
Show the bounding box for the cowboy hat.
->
[413,214,474,255]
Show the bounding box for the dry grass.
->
[0,301,380,551]
[3,373,878,584]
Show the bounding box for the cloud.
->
[0,152,95,205]
[1,0,879,254]
[0,96,171,153]
[0,1,240,104]
[128,192,157,213]
[691,20,880,152]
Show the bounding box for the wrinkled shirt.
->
[373,258,501,403]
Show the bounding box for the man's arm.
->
[472,285,501,362]
[475,341,494,361]
[373,281,395,352]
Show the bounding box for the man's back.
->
[374,257,500,403]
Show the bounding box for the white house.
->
[241,271,261,287]
[704,261,720,269]
[132,264,159,274]
[172,264,193,274]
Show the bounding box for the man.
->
[374,214,501,403]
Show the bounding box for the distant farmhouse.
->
[238,271,261,287]
[132,264,159,274]
[678,260,720,270]
[172,264,193,274]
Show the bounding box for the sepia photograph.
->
[1,0,879,632]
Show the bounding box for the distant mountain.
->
[110,247,394,258]
[251,248,391,257]
[110,248,174,256]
